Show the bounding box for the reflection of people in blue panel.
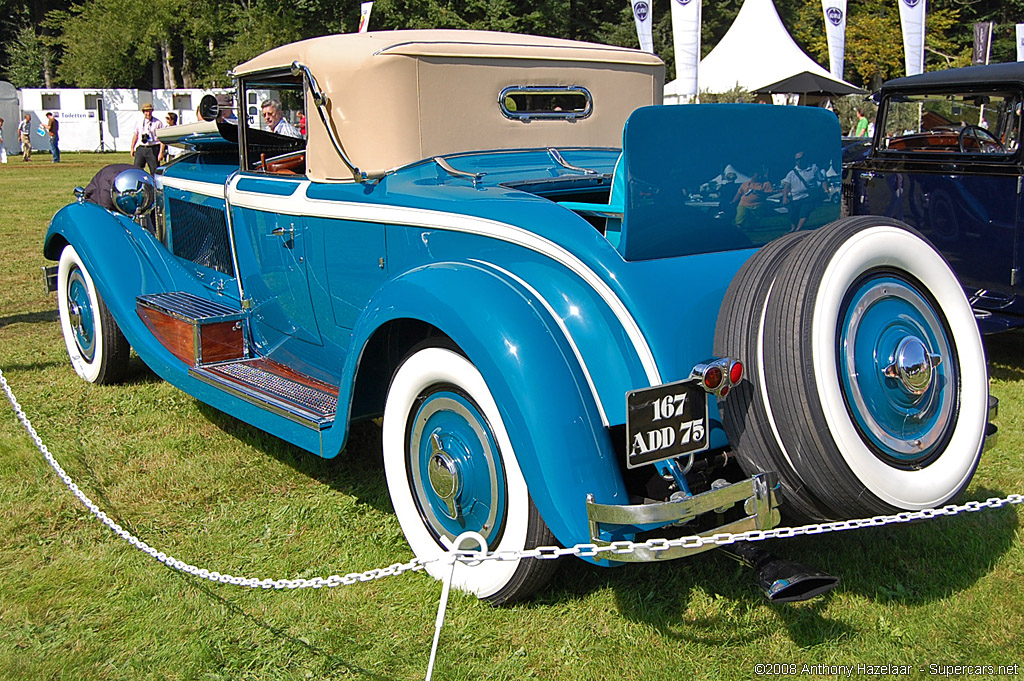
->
[717,170,740,225]
[781,151,827,232]
[734,167,772,229]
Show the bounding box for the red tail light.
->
[730,360,743,384]
[703,366,723,391]
[691,357,743,398]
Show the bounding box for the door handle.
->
[271,223,294,238]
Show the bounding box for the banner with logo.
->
[671,0,701,97]
[821,0,847,80]
[897,0,926,76]
[973,21,993,65]
[1018,24,1024,61]
[631,0,655,53]
[358,2,373,33]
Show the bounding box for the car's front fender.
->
[346,261,630,550]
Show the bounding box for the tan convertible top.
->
[234,30,665,181]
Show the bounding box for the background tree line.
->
[1,0,1022,91]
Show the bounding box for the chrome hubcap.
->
[68,301,83,331]
[427,433,462,520]
[883,336,942,396]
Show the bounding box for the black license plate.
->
[626,379,709,468]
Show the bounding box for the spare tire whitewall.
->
[758,218,987,516]
[802,223,985,509]
[717,217,989,520]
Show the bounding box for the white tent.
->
[664,0,860,102]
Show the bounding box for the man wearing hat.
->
[131,102,165,174]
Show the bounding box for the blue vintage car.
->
[44,30,994,604]
[844,63,1024,334]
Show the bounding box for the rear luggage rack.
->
[191,359,337,430]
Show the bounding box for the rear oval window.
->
[499,86,593,121]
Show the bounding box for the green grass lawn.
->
[1,154,1022,680]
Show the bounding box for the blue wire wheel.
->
[838,273,956,468]
[406,387,508,548]
[383,345,556,604]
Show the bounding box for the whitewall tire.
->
[56,245,130,385]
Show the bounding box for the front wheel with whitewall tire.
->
[382,344,558,605]
[56,245,131,385]
[761,217,988,517]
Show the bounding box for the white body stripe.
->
[160,176,227,199]
[471,260,610,426]
[168,174,661,387]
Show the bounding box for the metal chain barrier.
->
[4,365,1024,580]
[0,368,425,590]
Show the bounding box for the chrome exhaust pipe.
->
[723,543,840,603]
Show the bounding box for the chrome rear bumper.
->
[586,473,781,562]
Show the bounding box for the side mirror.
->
[111,169,156,218]
[198,94,220,122]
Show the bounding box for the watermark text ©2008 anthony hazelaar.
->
[753,663,1020,677]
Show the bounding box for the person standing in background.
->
[45,112,60,163]
[131,103,165,174]
[854,109,870,138]
[0,118,7,164]
[162,112,181,161]
[18,114,32,161]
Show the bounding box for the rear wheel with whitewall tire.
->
[382,344,559,605]
[56,245,131,385]
[760,217,987,517]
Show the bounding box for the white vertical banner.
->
[1017,24,1024,62]
[631,0,655,54]
[670,0,702,97]
[897,0,926,76]
[821,0,847,81]
[358,1,373,33]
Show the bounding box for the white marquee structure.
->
[664,0,861,102]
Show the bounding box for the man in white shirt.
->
[131,103,165,174]
[261,99,301,138]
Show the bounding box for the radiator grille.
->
[168,198,234,276]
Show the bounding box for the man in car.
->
[261,100,301,138]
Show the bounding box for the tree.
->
[3,24,52,87]
[790,0,970,90]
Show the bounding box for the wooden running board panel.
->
[136,292,246,367]
[191,359,338,430]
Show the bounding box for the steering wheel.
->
[958,125,1005,154]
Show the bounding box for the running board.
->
[191,359,338,430]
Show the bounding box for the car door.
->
[228,175,322,349]
[230,71,324,357]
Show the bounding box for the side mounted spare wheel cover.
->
[762,216,987,516]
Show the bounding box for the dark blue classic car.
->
[43,30,994,604]
[844,63,1024,334]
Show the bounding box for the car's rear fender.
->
[342,261,629,550]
